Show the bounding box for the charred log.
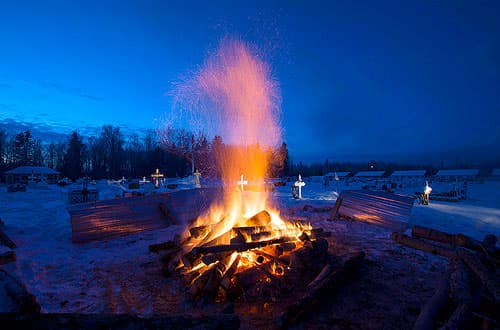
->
[192,237,296,256]
[149,240,178,253]
[242,210,271,227]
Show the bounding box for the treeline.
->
[287,159,433,177]
[0,126,290,182]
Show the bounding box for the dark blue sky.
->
[0,0,499,164]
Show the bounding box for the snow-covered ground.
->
[0,178,498,315]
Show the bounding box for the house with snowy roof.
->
[4,166,60,184]
[434,169,479,181]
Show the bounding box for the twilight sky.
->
[0,0,499,164]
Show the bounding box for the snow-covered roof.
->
[354,171,385,177]
[492,169,500,176]
[391,170,426,177]
[5,166,59,175]
[435,169,479,177]
[325,172,351,177]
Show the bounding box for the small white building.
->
[434,169,479,181]
[4,166,60,184]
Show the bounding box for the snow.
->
[5,166,59,175]
[0,177,498,315]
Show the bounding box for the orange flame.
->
[170,37,310,273]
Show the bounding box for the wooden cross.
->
[237,174,248,192]
[295,174,306,199]
[151,168,164,188]
[193,169,201,188]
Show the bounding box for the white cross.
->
[193,169,202,188]
[295,174,306,199]
[237,174,248,192]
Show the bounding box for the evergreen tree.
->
[63,131,84,181]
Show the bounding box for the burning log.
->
[192,237,296,256]
[412,273,450,330]
[201,252,232,266]
[234,260,278,291]
[242,210,271,227]
[0,251,16,265]
[189,225,212,239]
[279,251,366,327]
[288,238,329,271]
[457,248,500,303]
[181,251,203,269]
[391,232,457,258]
[250,231,272,241]
[220,254,241,291]
[232,226,268,236]
[191,254,235,301]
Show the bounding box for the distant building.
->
[354,171,386,179]
[391,170,427,180]
[4,166,60,184]
[434,169,479,181]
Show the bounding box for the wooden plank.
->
[69,188,222,244]
[333,190,414,231]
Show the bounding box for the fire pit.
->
[159,209,334,303]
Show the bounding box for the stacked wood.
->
[391,225,500,329]
[158,209,337,304]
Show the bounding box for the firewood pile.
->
[150,209,366,325]
[391,225,500,329]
